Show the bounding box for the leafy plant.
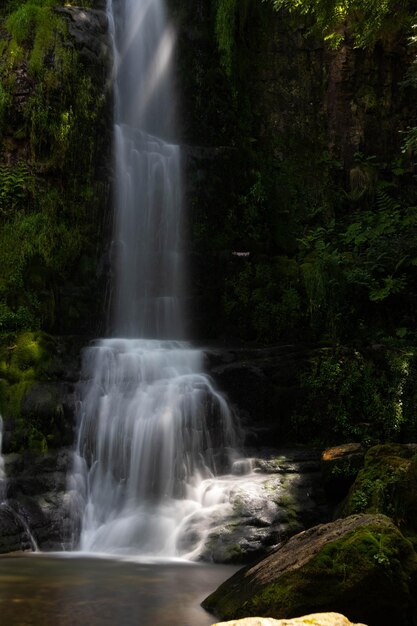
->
[267,0,417,48]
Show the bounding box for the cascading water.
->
[69,0,242,557]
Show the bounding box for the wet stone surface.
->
[0,447,329,562]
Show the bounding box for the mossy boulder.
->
[342,444,417,535]
[202,514,417,626]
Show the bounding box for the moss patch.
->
[342,444,417,536]
[0,331,64,451]
[0,1,111,335]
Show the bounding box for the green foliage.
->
[224,256,305,340]
[0,0,110,333]
[216,0,238,75]
[215,0,253,75]
[0,163,33,217]
[295,347,416,444]
[297,170,417,340]
[268,0,417,48]
[6,0,64,76]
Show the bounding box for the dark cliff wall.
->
[0,1,112,453]
[173,1,417,344]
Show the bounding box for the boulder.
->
[341,444,417,533]
[202,514,417,626]
[176,449,328,563]
[212,614,367,626]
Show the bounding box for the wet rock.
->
[0,505,33,553]
[20,383,75,448]
[55,7,111,67]
[178,449,329,563]
[1,449,74,552]
[203,514,417,626]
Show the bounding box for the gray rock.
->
[177,449,329,563]
[55,7,112,67]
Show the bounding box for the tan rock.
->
[212,613,368,626]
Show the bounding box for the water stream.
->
[69,0,243,557]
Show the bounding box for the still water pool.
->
[0,554,237,626]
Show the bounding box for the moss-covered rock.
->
[202,514,417,626]
[341,444,417,536]
[0,332,81,452]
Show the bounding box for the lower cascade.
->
[70,339,241,557]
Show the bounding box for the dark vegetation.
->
[0,0,111,450]
[0,0,111,336]
[0,0,416,450]
[173,0,417,446]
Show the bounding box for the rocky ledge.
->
[0,448,73,552]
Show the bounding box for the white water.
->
[72,339,240,555]
[70,0,243,558]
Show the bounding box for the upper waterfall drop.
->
[70,0,243,557]
[110,0,184,338]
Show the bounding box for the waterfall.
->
[70,0,241,557]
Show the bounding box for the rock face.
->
[55,6,111,67]
[212,614,368,626]
[183,448,329,563]
[0,448,74,552]
[204,345,315,447]
[202,514,417,626]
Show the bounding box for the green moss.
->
[292,347,417,445]
[205,517,417,625]
[0,1,110,334]
[246,523,416,621]
[343,445,417,534]
[0,331,61,451]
